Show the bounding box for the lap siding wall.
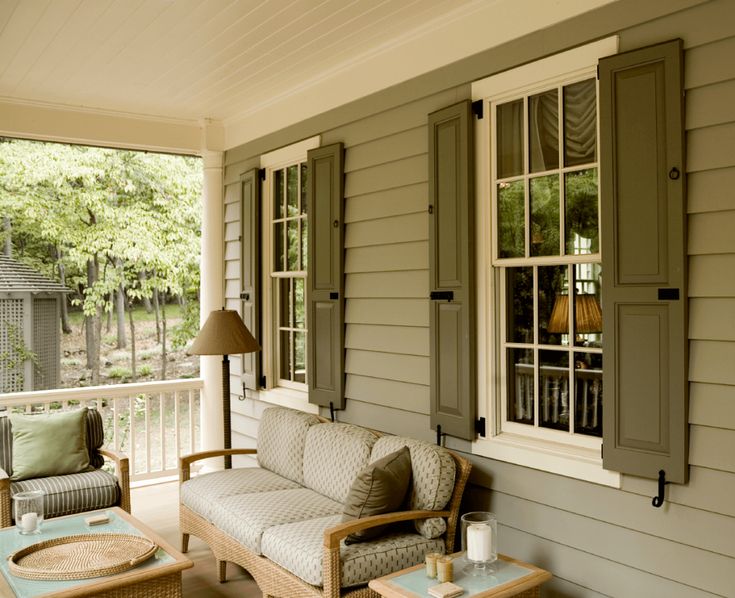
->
[222,1,735,595]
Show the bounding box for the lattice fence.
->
[33,297,59,390]
[0,298,25,393]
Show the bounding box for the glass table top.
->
[0,509,175,598]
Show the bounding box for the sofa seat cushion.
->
[262,515,445,588]
[303,423,378,503]
[257,407,322,485]
[210,488,343,555]
[181,467,301,521]
[370,436,456,539]
[11,470,119,519]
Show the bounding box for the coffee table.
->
[369,553,551,598]
[0,507,192,597]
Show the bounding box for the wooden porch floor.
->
[131,481,261,597]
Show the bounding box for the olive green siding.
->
[223,1,735,594]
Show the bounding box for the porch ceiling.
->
[0,0,624,151]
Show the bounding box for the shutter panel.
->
[241,168,261,390]
[428,100,476,441]
[307,143,345,408]
[600,39,688,483]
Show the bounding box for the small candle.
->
[467,523,493,562]
[425,552,439,578]
[437,556,454,582]
[21,512,37,533]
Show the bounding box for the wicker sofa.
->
[0,408,130,528]
[179,406,471,598]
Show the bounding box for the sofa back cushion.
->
[370,436,456,539]
[0,408,106,477]
[257,407,322,485]
[302,423,378,503]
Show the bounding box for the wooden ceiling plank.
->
[0,0,51,84]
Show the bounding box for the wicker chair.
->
[0,408,130,528]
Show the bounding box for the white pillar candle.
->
[467,523,493,562]
[21,512,37,533]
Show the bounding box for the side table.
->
[369,553,551,598]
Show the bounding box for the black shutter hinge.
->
[260,375,266,388]
[259,168,266,181]
[601,443,603,458]
[471,100,484,119]
[596,64,600,80]
[475,417,486,437]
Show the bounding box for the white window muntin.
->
[260,136,319,393]
[471,37,620,487]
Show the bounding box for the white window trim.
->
[472,37,621,488]
[259,136,320,409]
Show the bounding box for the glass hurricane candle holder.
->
[13,490,45,535]
[461,511,497,576]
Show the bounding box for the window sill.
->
[473,431,621,488]
[257,386,318,415]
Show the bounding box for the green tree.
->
[0,138,202,385]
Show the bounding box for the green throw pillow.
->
[341,446,412,544]
[10,408,89,482]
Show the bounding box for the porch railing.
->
[0,378,203,483]
[511,363,602,435]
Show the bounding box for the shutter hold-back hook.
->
[652,469,669,508]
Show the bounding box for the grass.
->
[67,304,184,326]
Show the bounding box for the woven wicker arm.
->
[99,448,130,514]
[0,467,9,528]
[179,448,258,483]
[322,509,450,598]
[444,450,472,553]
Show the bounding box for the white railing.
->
[511,364,602,435]
[0,378,203,483]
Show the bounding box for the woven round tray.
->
[7,533,158,581]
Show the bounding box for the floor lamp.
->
[189,309,260,469]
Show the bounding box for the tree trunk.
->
[106,297,112,333]
[85,257,101,384]
[128,297,137,382]
[152,283,161,345]
[57,249,72,334]
[3,217,10,257]
[115,259,127,349]
[160,292,167,380]
[139,271,153,313]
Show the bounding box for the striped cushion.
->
[0,409,106,476]
[0,417,11,475]
[11,469,120,519]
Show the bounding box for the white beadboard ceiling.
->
[0,0,489,121]
[0,0,627,149]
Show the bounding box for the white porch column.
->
[199,145,224,461]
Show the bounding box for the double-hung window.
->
[473,38,619,485]
[261,137,320,397]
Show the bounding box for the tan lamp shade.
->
[547,294,602,334]
[188,309,260,356]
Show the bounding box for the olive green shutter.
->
[241,168,261,390]
[428,101,476,440]
[307,143,345,408]
[600,39,688,483]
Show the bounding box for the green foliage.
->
[107,366,132,380]
[170,297,200,350]
[139,364,153,377]
[0,138,202,379]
